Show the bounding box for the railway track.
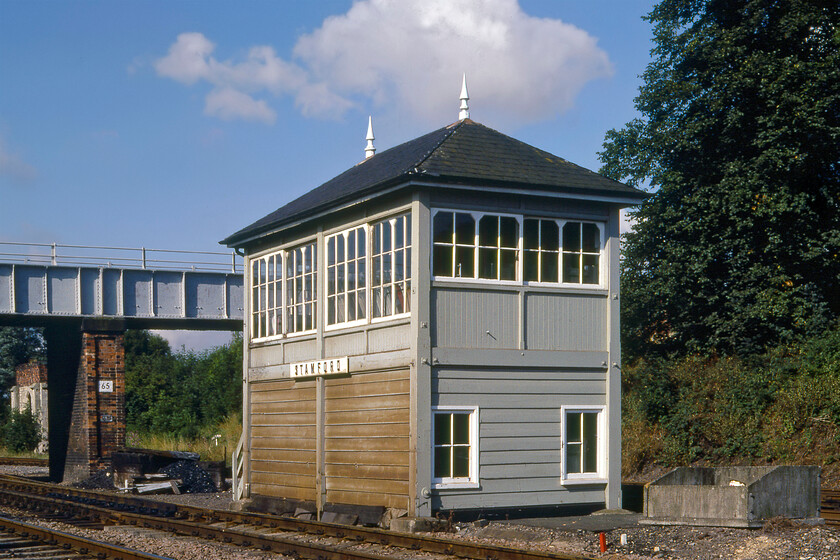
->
[0,474,601,560]
[0,513,172,560]
[0,456,49,467]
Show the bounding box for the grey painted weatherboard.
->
[432,288,519,349]
[525,292,607,351]
[430,366,606,511]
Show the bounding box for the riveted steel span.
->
[0,263,243,330]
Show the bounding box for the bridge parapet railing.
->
[0,242,242,274]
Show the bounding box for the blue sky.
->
[0,0,654,348]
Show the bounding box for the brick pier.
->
[45,321,126,483]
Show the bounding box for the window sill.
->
[431,277,608,295]
[561,477,608,486]
[250,331,317,347]
[432,481,481,491]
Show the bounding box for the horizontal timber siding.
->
[324,370,411,510]
[249,378,317,502]
[432,288,519,349]
[432,367,607,511]
[525,293,607,351]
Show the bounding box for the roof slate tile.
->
[222,120,643,247]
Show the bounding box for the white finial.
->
[365,116,376,159]
[459,73,470,120]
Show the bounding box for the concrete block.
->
[390,516,443,533]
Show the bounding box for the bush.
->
[3,408,41,453]
[622,322,840,479]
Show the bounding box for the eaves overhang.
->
[221,174,647,252]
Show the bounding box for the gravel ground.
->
[442,518,840,559]
[3,465,840,559]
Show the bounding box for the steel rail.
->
[0,475,600,560]
[0,514,173,560]
[0,487,425,560]
[0,457,48,467]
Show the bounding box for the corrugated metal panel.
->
[367,323,411,354]
[432,288,519,348]
[525,292,607,351]
[324,331,366,357]
[432,367,606,510]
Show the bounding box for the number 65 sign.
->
[98,380,114,393]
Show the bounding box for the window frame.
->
[325,225,368,329]
[430,209,523,285]
[560,405,607,485]
[370,213,412,323]
[248,240,318,343]
[285,242,318,335]
[431,405,480,490]
[431,208,606,289]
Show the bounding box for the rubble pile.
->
[160,460,217,494]
[72,468,117,490]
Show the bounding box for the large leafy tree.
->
[0,328,45,395]
[601,0,840,357]
[125,330,241,436]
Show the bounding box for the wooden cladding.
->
[324,370,410,509]
[248,369,411,510]
[250,378,317,502]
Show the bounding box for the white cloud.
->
[154,0,611,126]
[205,87,277,123]
[155,32,215,85]
[0,136,37,184]
[296,0,611,125]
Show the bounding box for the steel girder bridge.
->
[0,241,244,483]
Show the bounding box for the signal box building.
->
[223,106,645,520]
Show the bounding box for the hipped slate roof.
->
[222,119,644,248]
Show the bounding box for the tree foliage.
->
[2,408,41,453]
[124,330,242,437]
[0,328,45,395]
[601,0,840,356]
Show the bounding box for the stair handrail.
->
[232,432,247,501]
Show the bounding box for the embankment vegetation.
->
[602,1,840,483]
[622,325,840,484]
[124,330,242,462]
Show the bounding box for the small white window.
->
[371,214,411,318]
[285,243,317,334]
[250,252,282,339]
[562,222,602,284]
[562,406,606,484]
[432,406,479,489]
[523,218,560,282]
[478,215,518,280]
[326,226,367,326]
[432,211,475,278]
